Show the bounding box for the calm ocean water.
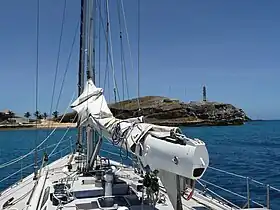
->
[0,120,279,208]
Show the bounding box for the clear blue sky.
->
[0,0,279,120]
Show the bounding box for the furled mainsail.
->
[71,79,209,180]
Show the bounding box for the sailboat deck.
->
[0,153,268,210]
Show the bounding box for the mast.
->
[77,0,87,152]
[86,0,103,170]
[85,0,96,166]
[87,0,95,81]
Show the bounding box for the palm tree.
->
[7,111,15,124]
[24,112,31,123]
[34,110,41,119]
[24,112,31,119]
[8,111,15,118]
[52,111,59,119]
[43,112,48,120]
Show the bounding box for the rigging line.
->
[0,163,35,184]
[106,0,116,103]
[105,0,111,103]
[117,0,130,100]
[34,0,40,178]
[55,20,80,113]
[137,0,141,110]
[120,0,132,99]
[0,135,73,169]
[86,0,94,108]
[0,91,76,170]
[122,54,129,100]
[98,0,101,87]
[117,0,125,101]
[106,0,121,103]
[48,0,67,129]
[49,127,72,157]
[122,51,129,100]
[103,0,110,102]
[96,0,119,97]
[95,0,118,118]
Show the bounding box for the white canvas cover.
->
[71,79,209,210]
[71,79,209,180]
[71,79,180,150]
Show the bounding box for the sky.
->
[0,0,280,120]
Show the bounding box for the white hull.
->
[0,153,268,210]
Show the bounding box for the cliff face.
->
[60,96,250,126]
[109,96,250,126]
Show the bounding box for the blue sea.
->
[0,120,279,208]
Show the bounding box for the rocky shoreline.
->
[59,96,250,127]
[109,96,250,126]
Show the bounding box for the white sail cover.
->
[71,79,209,180]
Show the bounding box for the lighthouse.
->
[203,85,207,102]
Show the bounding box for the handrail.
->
[50,145,73,157]
[2,131,280,208]
[0,141,74,187]
[101,144,280,208]
[49,127,71,157]
[207,166,280,209]
[0,91,76,170]
[0,136,73,169]
[103,141,280,195]
[0,163,35,184]
[208,166,280,193]
[208,166,246,179]
[199,179,265,208]
[196,180,241,209]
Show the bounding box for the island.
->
[59,96,251,127]
[0,94,250,130]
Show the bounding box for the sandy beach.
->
[36,122,77,129]
[0,121,77,130]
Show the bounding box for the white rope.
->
[37,138,73,153]
[50,145,72,157]
[0,90,76,169]
[49,130,72,157]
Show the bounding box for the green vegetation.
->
[43,112,48,119]
[24,112,31,119]
[52,111,59,119]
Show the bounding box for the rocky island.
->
[59,96,250,126]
